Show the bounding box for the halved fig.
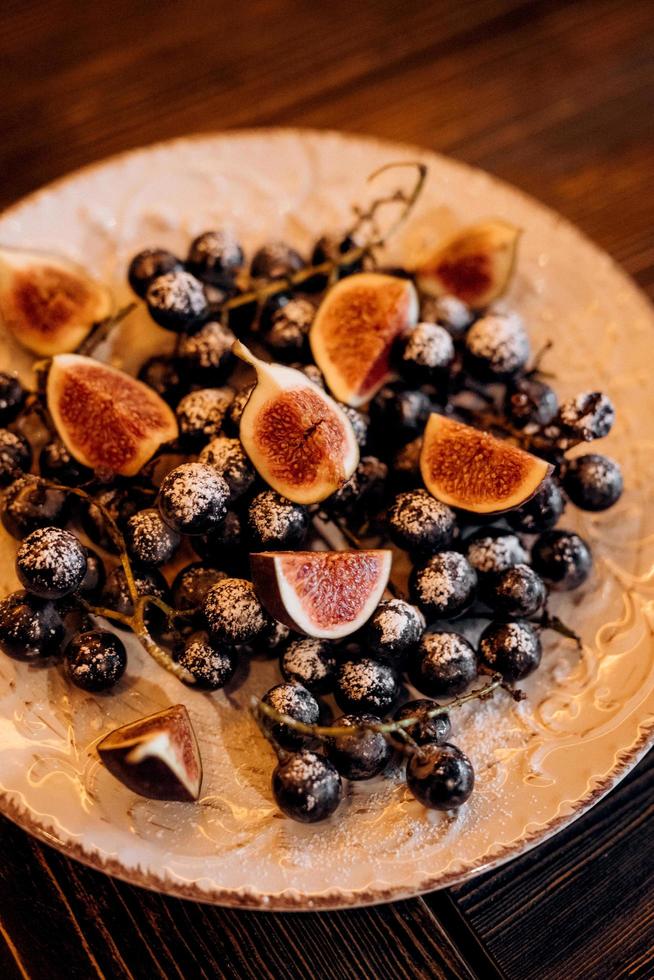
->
[233,341,359,504]
[310,273,419,407]
[47,354,178,477]
[0,247,112,355]
[250,549,391,639]
[98,704,202,802]
[415,221,520,309]
[420,414,551,514]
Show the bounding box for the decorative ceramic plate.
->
[0,129,652,910]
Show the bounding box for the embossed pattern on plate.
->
[0,130,652,909]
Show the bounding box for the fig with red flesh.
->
[0,247,112,356]
[415,220,520,309]
[233,341,359,505]
[47,354,178,477]
[97,704,202,802]
[250,549,391,640]
[420,414,551,515]
[310,272,419,407]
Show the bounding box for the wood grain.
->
[0,1,653,977]
[450,750,654,980]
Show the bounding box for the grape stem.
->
[538,609,582,648]
[46,481,195,682]
[253,676,502,743]
[78,302,138,357]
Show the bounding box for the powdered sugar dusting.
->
[373,599,425,647]
[558,392,615,441]
[466,533,528,574]
[177,387,234,441]
[248,491,306,543]
[159,462,229,526]
[17,526,86,593]
[203,578,268,642]
[403,321,454,370]
[466,313,530,373]
[178,321,235,370]
[146,269,206,315]
[199,436,254,497]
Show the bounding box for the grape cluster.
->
[0,209,622,828]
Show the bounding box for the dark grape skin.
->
[246,491,309,551]
[39,439,92,486]
[387,490,456,557]
[304,234,363,292]
[77,549,106,600]
[334,658,399,716]
[80,486,152,555]
[128,248,182,298]
[193,511,248,575]
[260,682,321,750]
[406,743,474,810]
[407,631,477,698]
[178,632,237,690]
[171,563,227,612]
[562,454,623,512]
[409,552,478,621]
[0,590,65,661]
[157,463,229,536]
[327,714,391,781]
[478,620,542,681]
[1,475,70,540]
[124,508,180,567]
[250,242,305,281]
[65,629,127,692]
[15,527,88,600]
[186,230,244,285]
[0,429,33,488]
[485,564,547,619]
[364,599,426,662]
[145,270,209,333]
[272,750,343,824]
[279,638,336,695]
[506,476,565,534]
[531,530,593,591]
[389,699,451,751]
[101,566,170,633]
[0,372,26,425]
[137,356,185,407]
[369,386,432,448]
[505,377,558,429]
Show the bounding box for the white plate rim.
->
[0,127,652,910]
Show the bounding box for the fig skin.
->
[415,220,520,309]
[250,549,392,640]
[233,341,359,505]
[47,354,178,478]
[97,704,202,802]
[420,414,552,515]
[310,272,419,407]
[0,247,112,356]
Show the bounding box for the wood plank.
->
[0,1,653,977]
[0,0,530,210]
[0,812,478,980]
[448,750,654,980]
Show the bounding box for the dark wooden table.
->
[1,1,653,977]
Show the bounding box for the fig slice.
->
[310,272,419,407]
[47,353,178,477]
[0,246,112,355]
[250,549,392,639]
[233,341,359,504]
[420,414,552,515]
[415,220,520,308]
[97,704,202,802]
